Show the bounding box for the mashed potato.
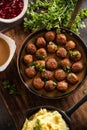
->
[22,108,70,130]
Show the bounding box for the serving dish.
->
[17,27,87,99]
[20,94,87,130]
[0,33,16,72]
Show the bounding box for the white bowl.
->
[0,0,28,23]
[0,33,16,72]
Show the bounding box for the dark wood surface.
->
[0,1,87,130]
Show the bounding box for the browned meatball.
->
[65,40,76,50]
[67,73,79,85]
[26,42,37,54]
[36,60,45,72]
[33,77,44,90]
[56,47,67,59]
[61,58,72,70]
[56,33,67,45]
[36,36,46,48]
[69,50,82,62]
[45,31,55,42]
[23,54,33,64]
[36,48,47,60]
[46,58,58,70]
[45,80,56,91]
[25,67,37,78]
[72,62,83,73]
[41,70,53,80]
[54,69,66,81]
[47,42,58,53]
[57,81,68,92]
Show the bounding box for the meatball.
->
[57,81,68,92]
[33,77,44,90]
[56,33,67,45]
[41,70,53,80]
[69,50,82,61]
[36,60,45,71]
[25,67,37,78]
[72,62,83,73]
[26,42,37,54]
[61,58,72,70]
[67,73,79,85]
[45,80,56,91]
[36,48,47,60]
[23,54,33,64]
[54,69,66,81]
[47,42,58,53]
[45,31,55,42]
[65,40,76,50]
[46,58,58,70]
[56,47,67,59]
[36,36,46,48]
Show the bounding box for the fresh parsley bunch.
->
[24,0,87,34]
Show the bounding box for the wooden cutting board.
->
[0,22,87,130]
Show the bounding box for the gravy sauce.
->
[0,38,10,66]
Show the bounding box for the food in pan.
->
[57,81,68,92]
[26,42,37,54]
[71,62,83,73]
[22,108,69,130]
[23,54,33,64]
[54,69,66,81]
[56,33,67,45]
[56,47,67,59]
[33,77,45,90]
[45,80,56,91]
[36,36,46,48]
[65,40,76,50]
[36,48,47,60]
[25,67,37,79]
[45,31,56,42]
[19,30,86,98]
[46,57,58,71]
[47,42,58,53]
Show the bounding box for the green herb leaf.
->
[33,119,42,130]
[24,0,87,34]
[49,41,54,45]
[53,82,57,87]
[68,50,78,56]
[83,89,87,95]
[27,62,36,67]
[2,80,18,95]
[36,63,46,72]
[64,66,71,72]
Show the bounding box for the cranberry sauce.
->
[0,0,24,19]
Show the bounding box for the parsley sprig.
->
[2,80,18,95]
[33,119,42,130]
[24,0,87,34]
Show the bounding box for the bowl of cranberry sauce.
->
[0,0,28,23]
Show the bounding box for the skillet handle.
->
[67,0,83,29]
[65,94,87,117]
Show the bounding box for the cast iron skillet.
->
[17,27,87,99]
[19,94,87,130]
[17,0,87,99]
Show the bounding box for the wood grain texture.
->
[0,23,87,130]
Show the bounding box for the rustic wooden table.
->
[0,1,87,130]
